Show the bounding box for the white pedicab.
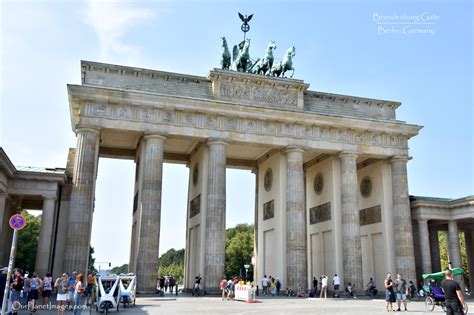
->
[119,273,136,308]
[95,275,121,314]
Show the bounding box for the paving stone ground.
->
[10,294,473,315]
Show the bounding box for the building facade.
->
[1,61,472,293]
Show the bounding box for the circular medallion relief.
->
[264,168,273,192]
[314,172,324,195]
[360,176,372,198]
[192,163,199,186]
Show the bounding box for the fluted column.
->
[429,226,441,273]
[465,231,474,292]
[391,156,416,282]
[339,152,363,292]
[418,219,432,274]
[286,148,307,290]
[136,134,165,293]
[64,128,100,274]
[204,140,227,292]
[35,196,57,275]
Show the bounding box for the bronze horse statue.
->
[270,46,295,78]
[253,40,277,75]
[232,39,251,72]
[220,37,231,70]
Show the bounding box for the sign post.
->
[1,214,26,315]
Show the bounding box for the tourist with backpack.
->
[10,269,23,315]
[55,273,70,315]
[42,272,53,306]
[29,272,42,313]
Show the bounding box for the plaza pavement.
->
[10,294,474,315]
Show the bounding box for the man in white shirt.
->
[261,275,269,296]
[333,274,341,298]
[320,275,328,299]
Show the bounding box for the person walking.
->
[332,274,341,298]
[394,273,408,312]
[384,272,396,312]
[55,273,69,315]
[441,270,466,315]
[261,275,268,296]
[320,275,328,299]
[10,269,23,315]
[276,278,281,296]
[42,272,53,306]
[29,272,42,313]
[73,273,85,315]
[169,276,175,294]
[68,271,77,309]
[312,277,318,295]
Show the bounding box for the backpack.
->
[31,278,39,290]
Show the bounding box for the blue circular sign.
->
[9,214,26,231]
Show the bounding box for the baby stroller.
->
[119,274,136,308]
[96,275,121,314]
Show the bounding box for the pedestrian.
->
[23,272,31,306]
[312,277,318,294]
[29,272,42,313]
[159,276,165,292]
[220,276,227,300]
[164,276,169,292]
[0,267,7,309]
[73,273,85,315]
[441,269,466,315]
[276,278,281,296]
[55,273,69,315]
[85,273,94,306]
[320,275,328,299]
[261,275,268,296]
[68,271,77,309]
[10,269,23,315]
[384,272,396,312]
[332,274,341,298]
[42,272,53,306]
[345,282,355,298]
[169,276,175,294]
[270,277,276,296]
[394,273,408,312]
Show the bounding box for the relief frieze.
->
[219,82,297,107]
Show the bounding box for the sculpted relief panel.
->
[83,102,409,150]
[219,82,298,108]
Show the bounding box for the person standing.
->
[441,270,466,315]
[384,273,396,312]
[10,269,23,315]
[169,276,175,294]
[42,272,53,306]
[220,277,227,300]
[0,267,7,309]
[332,274,341,298]
[394,273,408,312]
[29,272,42,313]
[68,271,77,309]
[320,275,328,299]
[276,278,281,296]
[312,277,318,295]
[56,273,69,315]
[73,273,85,315]
[261,275,268,296]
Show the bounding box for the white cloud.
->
[83,0,153,65]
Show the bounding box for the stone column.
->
[35,196,57,275]
[286,148,307,290]
[0,192,8,263]
[429,226,441,273]
[136,134,165,293]
[464,231,474,293]
[64,128,100,274]
[339,152,363,292]
[417,219,432,275]
[391,156,416,282]
[448,221,462,268]
[204,140,227,293]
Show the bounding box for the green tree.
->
[110,264,128,274]
[225,224,254,281]
[15,212,41,272]
[88,246,97,273]
[158,248,185,284]
[438,231,469,289]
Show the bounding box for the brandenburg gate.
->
[60,60,422,293]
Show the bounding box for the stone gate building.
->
[1,60,473,293]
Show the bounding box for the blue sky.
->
[1,0,472,268]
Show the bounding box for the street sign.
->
[9,214,26,230]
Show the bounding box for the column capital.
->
[338,151,358,159]
[418,218,428,224]
[75,127,100,136]
[207,139,228,146]
[390,155,412,163]
[143,133,166,141]
[284,146,305,154]
[42,195,57,201]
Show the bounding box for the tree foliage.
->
[89,246,97,273]
[225,223,254,281]
[158,248,185,283]
[110,264,128,274]
[438,231,469,289]
[15,212,41,273]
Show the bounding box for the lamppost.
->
[244,264,250,282]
